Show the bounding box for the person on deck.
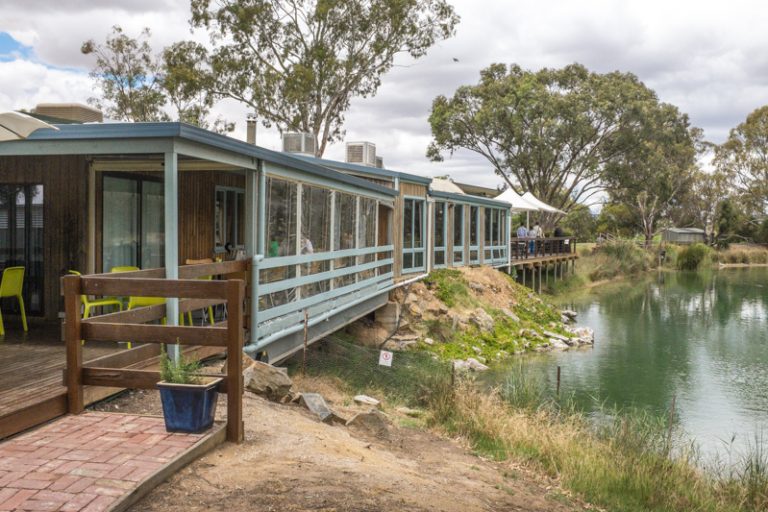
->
[516,223,528,259]
[529,223,542,254]
[553,225,564,253]
[516,223,528,238]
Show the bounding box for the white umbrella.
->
[0,112,59,141]
[521,192,565,214]
[494,188,539,211]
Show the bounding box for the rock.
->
[346,409,389,437]
[243,361,293,401]
[561,309,578,320]
[396,406,423,418]
[568,326,595,345]
[299,393,334,422]
[548,337,570,350]
[469,282,486,293]
[392,333,419,341]
[561,314,572,324]
[472,345,482,355]
[543,331,570,343]
[354,395,381,408]
[422,337,435,346]
[469,308,495,332]
[408,302,423,317]
[453,359,471,371]
[466,357,489,371]
[500,308,520,323]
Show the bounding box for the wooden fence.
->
[62,260,247,443]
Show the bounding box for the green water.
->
[506,268,768,459]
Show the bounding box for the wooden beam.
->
[80,368,230,394]
[81,277,229,299]
[63,275,84,414]
[226,280,245,443]
[82,323,227,346]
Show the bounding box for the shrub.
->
[677,244,712,271]
[588,240,651,280]
[160,343,202,384]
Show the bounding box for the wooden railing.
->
[62,260,247,443]
[509,237,577,260]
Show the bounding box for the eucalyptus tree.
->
[189,0,459,156]
[427,63,661,215]
[714,105,768,217]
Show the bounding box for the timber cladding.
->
[0,155,89,322]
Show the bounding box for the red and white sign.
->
[378,350,393,367]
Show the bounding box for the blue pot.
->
[157,378,222,434]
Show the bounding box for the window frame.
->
[401,196,427,273]
[214,185,246,253]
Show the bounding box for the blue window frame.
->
[452,204,464,266]
[402,196,426,273]
[433,202,447,268]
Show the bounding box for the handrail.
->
[509,237,577,260]
[258,244,394,269]
[62,272,245,443]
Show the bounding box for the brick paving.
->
[0,412,206,511]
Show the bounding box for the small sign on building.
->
[378,350,393,367]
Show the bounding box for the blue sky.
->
[0,32,32,62]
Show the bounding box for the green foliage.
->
[160,344,202,384]
[190,0,459,156]
[82,26,232,132]
[561,204,596,241]
[676,243,712,271]
[422,269,472,308]
[588,240,651,281]
[714,105,768,219]
[428,62,679,214]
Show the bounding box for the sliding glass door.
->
[102,175,164,272]
[0,185,44,314]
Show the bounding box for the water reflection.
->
[502,268,768,459]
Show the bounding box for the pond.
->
[498,268,768,461]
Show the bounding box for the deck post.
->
[245,168,257,343]
[63,275,84,414]
[538,265,542,294]
[164,150,180,361]
[226,279,245,443]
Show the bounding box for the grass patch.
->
[422,269,473,308]
[298,337,768,512]
[677,243,713,270]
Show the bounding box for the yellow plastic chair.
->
[110,265,140,273]
[68,270,123,319]
[0,266,27,336]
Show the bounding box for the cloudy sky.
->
[2,0,767,188]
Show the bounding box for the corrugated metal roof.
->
[664,227,706,234]
[291,154,433,185]
[17,122,397,197]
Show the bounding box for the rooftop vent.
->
[346,141,377,167]
[32,103,102,123]
[246,114,257,145]
[375,156,384,169]
[282,132,316,156]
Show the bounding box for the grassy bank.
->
[546,241,768,296]
[293,339,768,512]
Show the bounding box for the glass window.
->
[485,208,492,247]
[103,176,139,270]
[265,177,297,258]
[402,197,425,271]
[470,206,479,245]
[334,192,357,288]
[300,185,332,297]
[214,187,245,251]
[435,202,445,248]
[0,185,44,314]
[103,175,164,272]
[453,204,464,264]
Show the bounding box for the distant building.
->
[661,227,707,244]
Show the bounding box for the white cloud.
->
[2,0,768,189]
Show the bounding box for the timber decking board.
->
[0,325,118,418]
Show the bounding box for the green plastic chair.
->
[68,270,123,319]
[0,266,27,336]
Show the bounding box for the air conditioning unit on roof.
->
[346,141,377,167]
[282,132,316,156]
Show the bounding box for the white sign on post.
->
[378,350,393,367]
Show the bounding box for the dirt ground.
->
[93,376,591,512]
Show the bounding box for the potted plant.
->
[157,344,221,433]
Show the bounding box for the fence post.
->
[63,275,84,414]
[226,279,245,443]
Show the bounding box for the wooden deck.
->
[0,323,224,440]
